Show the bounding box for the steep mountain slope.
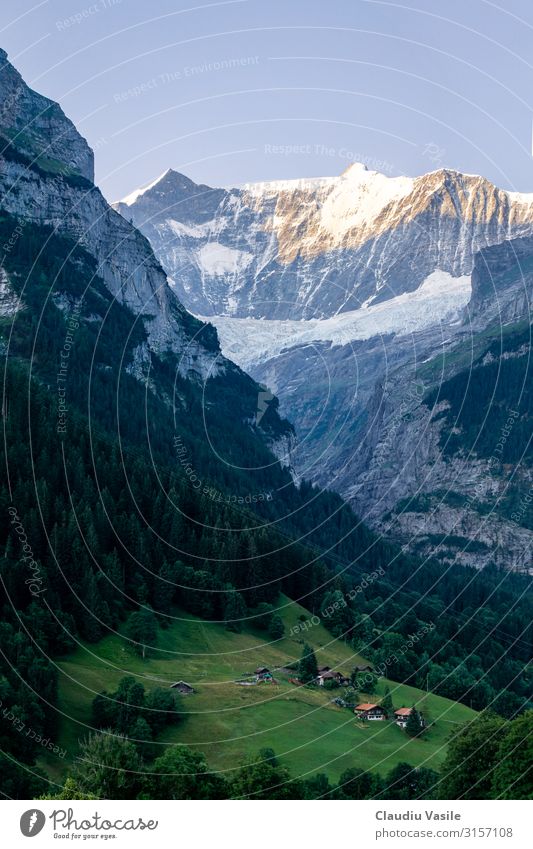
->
[113,163,533,320]
[0,48,93,181]
[0,53,419,583]
[116,165,533,570]
[0,47,297,476]
[0,49,220,374]
[345,317,532,571]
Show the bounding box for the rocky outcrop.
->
[0,49,222,379]
[0,48,93,181]
[0,268,19,318]
[341,348,532,573]
[469,233,533,323]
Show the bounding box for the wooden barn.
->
[170,680,195,694]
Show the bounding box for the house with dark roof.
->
[255,667,273,681]
[317,668,350,686]
[170,680,194,694]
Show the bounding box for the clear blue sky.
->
[2,0,533,201]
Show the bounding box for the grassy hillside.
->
[46,595,476,785]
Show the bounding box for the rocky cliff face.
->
[116,161,533,571]
[469,233,533,324]
[0,49,297,469]
[0,50,223,378]
[0,48,93,182]
[114,163,533,320]
[339,320,532,572]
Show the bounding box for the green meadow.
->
[44,595,476,784]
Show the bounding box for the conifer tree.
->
[298,643,318,683]
[405,706,423,737]
[382,686,394,715]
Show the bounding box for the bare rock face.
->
[0,267,20,324]
[340,347,532,573]
[0,48,93,182]
[116,160,533,571]
[469,233,533,324]
[0,48,298,486]
[0,49,222,379]
[113,163,533,320]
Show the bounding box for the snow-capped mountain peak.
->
[118,168,174,206]
[113,161,533,320]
